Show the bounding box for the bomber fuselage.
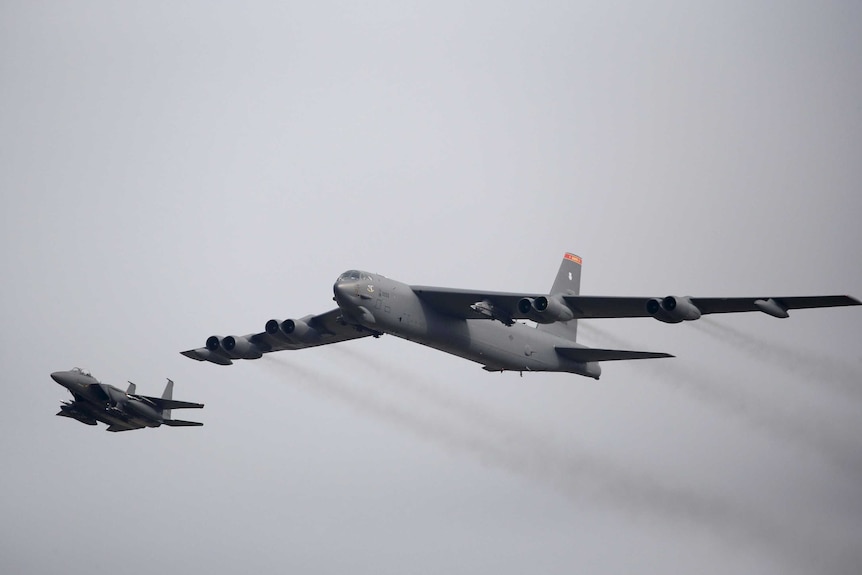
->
[332,271,600,378]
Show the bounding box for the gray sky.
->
[2,1,861,573]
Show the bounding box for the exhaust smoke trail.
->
[329,345,539,446]
[578,323,862,478]
[257,354,850,572]
[690,318,862,403]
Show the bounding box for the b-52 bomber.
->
[52,368,204,431]
[181,253,859,379]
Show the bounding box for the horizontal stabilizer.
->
[556,345,673,362]
[137,396,204,410]
[106,424,145,432]
[162,419,203,427]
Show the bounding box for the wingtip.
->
[180,348,233,365]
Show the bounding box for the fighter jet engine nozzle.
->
[646,296,701,323]
[222,335,263,360]
[205,335,223,351]
[280,319,320,343]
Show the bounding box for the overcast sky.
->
[2,1,861,574]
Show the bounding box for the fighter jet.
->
[52,368,204,431]
[181,253,860,379]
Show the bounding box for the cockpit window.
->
[338,270,373,281]
[71,367,92,377]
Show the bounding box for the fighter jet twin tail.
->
[56,253,860,431]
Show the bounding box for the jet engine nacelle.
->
[279,319,320,343]
[265,319,286,337]
[517,296,574,324]
[533,295,574,322]
[222,335,263,359]
[646,296,701,323]
[265,318,320,342]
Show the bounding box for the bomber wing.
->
[560,294,860,319]
[412,287,543,324]
[181,307,373,366]
[412,286,860,323]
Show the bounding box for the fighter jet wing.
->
[412,286,860,322]
[181,307,373,365]
[56,404,98,426]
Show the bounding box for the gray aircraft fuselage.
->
[52,369,175,430]
[183,253,859,374]
[332,273,601,378]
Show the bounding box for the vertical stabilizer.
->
[537,253,582,341]
[126,381,137,395]
[162,379,174,420]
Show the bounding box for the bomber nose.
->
[333,281,351,303]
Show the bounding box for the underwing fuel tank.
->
[754,298,790,318]
[581,362,601,380]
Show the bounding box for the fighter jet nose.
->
[51,371,69,385]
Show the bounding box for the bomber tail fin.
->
[126,381,137,395]
[537,253,582,341]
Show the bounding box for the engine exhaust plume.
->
[691,318,862,403]
[256,354,845,571]
[577,323,862,478]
